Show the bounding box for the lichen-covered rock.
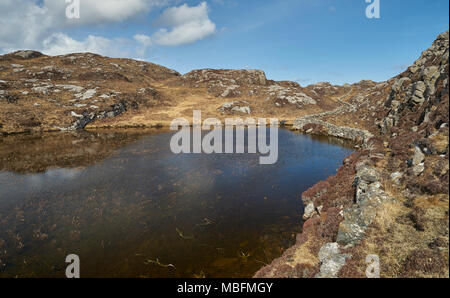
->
[303,203,316,220]
[412,163,425,176]
[337,166,391,246]
[412,146,425,166]
[316,243,351,278]
[183,69,267,86]
[218,101,251,114]
[293,118,373,144]
[13,50,43,59]
[267,84,317,106]
[382,30,449,135]
[179,69,267,98]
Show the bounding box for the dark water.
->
[0,129,353,278]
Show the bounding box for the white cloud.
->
[55,0,168,24]
[42,33,125,57]
[0,0,217,57]
[153,2,216,46]
[134,34,153,57]
[134,34,152,46]
[0,0,53,51]
[0,0,167,54]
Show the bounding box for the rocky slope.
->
[255,31,449,278]
[0,51,179,134]
[0,31,448,278]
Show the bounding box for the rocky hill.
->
[0,31,448,278]
[255,31,449,278]
[0,49,364,134]
[0,51,179,134]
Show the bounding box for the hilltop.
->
[1,50,378,134]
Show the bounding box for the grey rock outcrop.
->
[13,50,43,59]
[181,69,267,98]
[303,203,316,220]
[412,146,425,166]
[183,69,267,86]
[315,243,351,278]
[68,101,129,130]
[382,31,449,133]
[390,172,403,185]
[218,101,251,114]
[336,165,391,247]
[267,84,317,106]
[293,118,373,144]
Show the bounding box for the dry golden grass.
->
[429,132,449,153]
[350,182,449,278]
[290,239,320,268]
[87,81,329,129]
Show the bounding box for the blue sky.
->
[1,0,449,85]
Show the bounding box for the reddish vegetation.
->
[256,31,449,278]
